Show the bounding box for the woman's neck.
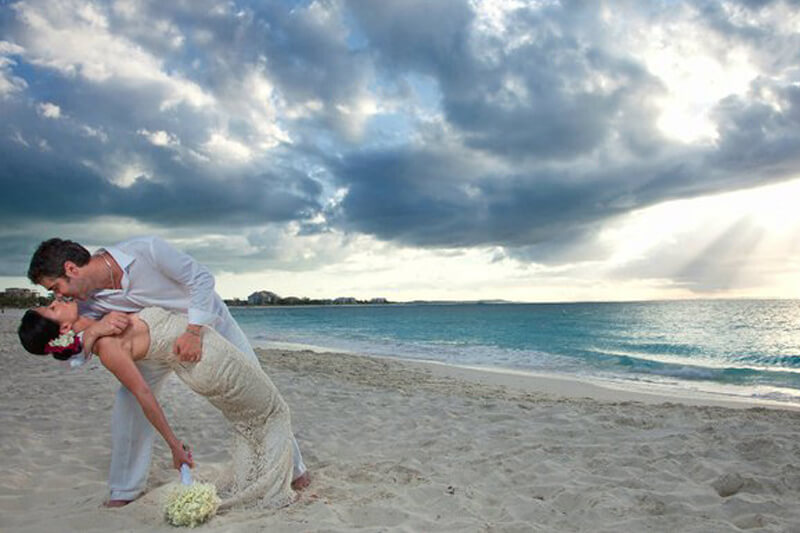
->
[72,316,96,333]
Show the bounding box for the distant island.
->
[224,290,392,307]
[226,291,515,307]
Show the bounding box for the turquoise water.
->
[232,300,800,404]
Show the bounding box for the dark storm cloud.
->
[131,0,376,139]
[346,1,666,160]
[0,99,321,225]
[710,82,800,175]
[328,0,680,251]
[0,235,43,278]
[0,0,349,233]
[0,0,348,274]
[331,146,702,251]
[1,0,800,281]
[329,0,800,260]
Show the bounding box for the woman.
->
[18,300,295,510]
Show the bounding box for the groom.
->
[27,236,309,506]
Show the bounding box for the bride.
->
[17,299,295,510]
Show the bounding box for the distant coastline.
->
[226,290,515,307]
[0,288,49,308]
[226,290,391,307]
[2,285,794,309]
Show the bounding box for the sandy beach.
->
[2,309,800,532]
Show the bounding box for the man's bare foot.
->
[103,499,132,508]
[291,471,310,491]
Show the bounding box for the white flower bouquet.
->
[164,465,220,527]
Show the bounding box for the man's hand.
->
[173,326,203,362]
[82,311,130,358]
[95,311,130,336]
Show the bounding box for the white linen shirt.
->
[78,236,253,356]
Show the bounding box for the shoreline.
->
[400,358,800,411]
[253,339,800,411]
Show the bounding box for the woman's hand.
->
[171,441,194,471]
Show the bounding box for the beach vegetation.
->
[0,288,51,308]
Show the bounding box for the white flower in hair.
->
[45,329,81,356]
[45,330,87,368]
[48,330,76,348]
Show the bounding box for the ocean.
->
[231,299,800,405]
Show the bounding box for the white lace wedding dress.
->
[137,307,295,510]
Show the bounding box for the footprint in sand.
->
[712,473,745,497]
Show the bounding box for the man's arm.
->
[147,237,217,362]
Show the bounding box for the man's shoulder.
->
[116,235,159,247]
[77,300,103,318]
[115,235,164,254]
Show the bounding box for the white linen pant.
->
[108,358,307,500]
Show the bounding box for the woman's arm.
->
[94,335,193,470]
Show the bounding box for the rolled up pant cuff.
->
[109,489,142,501]
[293,465,307,480]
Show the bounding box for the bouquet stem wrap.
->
[180,464,192,486]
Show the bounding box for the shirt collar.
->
[97,246,135,291]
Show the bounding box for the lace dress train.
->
[137,307,295,509]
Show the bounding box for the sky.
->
[1,0,800,302]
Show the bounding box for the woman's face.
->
[35,299,79,327]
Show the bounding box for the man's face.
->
[39,276,79,300]
[39,262,93,300]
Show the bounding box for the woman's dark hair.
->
[27,238,91,284]
[18,310,78,360]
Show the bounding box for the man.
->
[28,236,309,506]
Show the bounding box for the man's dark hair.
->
[27,238,91,284]
[18,310,74,360]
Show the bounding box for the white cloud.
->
[225,65,292,148]
[137,128,179,147]
[284,98,324,119]
[112,163,150,188]
[80,124,109,143]
[608,7,758,144]
[36,101,61,119]
[202,132,253,164]
[0,42,28,97]
[333,95,380,141]
[9,130,29,147]
[212,231,693,302]
[111,0,140,19]
[0,41,25,55]
[11,0,214,109]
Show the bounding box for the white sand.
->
[2,309,800,532]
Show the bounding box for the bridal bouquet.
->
[164,465,220,527]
